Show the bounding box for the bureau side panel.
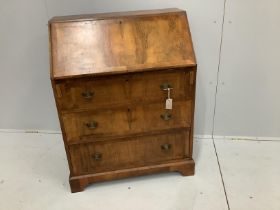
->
[189,67,197,157]
[51,80,74,175]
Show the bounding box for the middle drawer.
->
[62,101,192,143]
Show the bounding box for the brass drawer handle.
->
[81,91,94,99]
[85,121,98,129]
[160,83,173,90]
[161,143,172,151]
[160,113,172,121]
[92,153,102,161]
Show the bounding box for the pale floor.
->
[0,133,279,210]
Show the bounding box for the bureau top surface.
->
[49,8,196,79]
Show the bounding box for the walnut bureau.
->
[49,8,197,193]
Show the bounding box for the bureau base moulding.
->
[70,159,194,193]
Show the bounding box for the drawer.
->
[62,101,191,142]
[54,70,192,111]
[69,131,189,175]
[130,100,192,133]
[62,108,130,142]
[55,76,129,110]
[130,70,191,103]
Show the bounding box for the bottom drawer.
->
[69,130,190,175]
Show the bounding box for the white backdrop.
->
[214,0,280,137]
[0,0,279,137]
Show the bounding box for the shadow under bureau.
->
[49,8,197,192]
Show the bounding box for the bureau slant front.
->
[49,8,197,193]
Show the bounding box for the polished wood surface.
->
[69,131,189,175]
[49,9,197,193]
[70,159,195,193]
[55,75,129,111]
[130,101,191,132]
[62,100,191,142]
[62,107,130,141]
[49,9,196,79]
[50,8,187,22]
[55,69,191,111]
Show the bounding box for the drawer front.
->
[131,100,192,133]
[55,76,129,110]
[62,108,130,142]
[54,70,192,111]
[69,131,189,175]
[130,70,191,103]
[62,101,191,142]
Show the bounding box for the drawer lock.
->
[85,121,98,129]
[92,153,102,161]
[160,113,172,121]
[160,83,173,90]
[81,91,94,99]
[161,143,172,151]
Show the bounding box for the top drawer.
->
[130,70,191,103]
[54,76,129,111]
[54,70,193,111]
